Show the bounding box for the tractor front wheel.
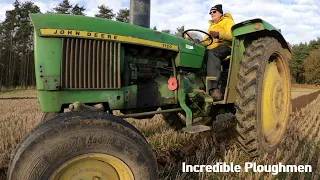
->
[40,112,58,121]
[235,37,291,157]
[7,111,158,180]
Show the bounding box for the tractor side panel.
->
[34,32,62,91]
[176,52,204,69]
[225,38,245,103]
[37,86,137,112]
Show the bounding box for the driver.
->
[203,4,234,101]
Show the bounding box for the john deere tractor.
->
[7,0,291,179]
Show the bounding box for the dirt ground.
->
[292,84,320,89]
[0,87,320,179]
[0,89,37,98]
[291,88,320,99]
[292,90,320,112]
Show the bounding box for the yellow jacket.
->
[202,13,235,49]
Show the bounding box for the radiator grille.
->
[61,38,121,89]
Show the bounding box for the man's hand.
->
[209,31,219,39]
[184,33,191,40]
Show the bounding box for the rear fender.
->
[224,19,291,104]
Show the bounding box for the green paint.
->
[30,14,205,68]
[176,52,205,68]
[177,73,200,126]
[231,18,281,37]
[34,33,62,90]
[153,76,175,104]
[178,74,192,127]
[42,75,60,90]
[38,86,137,112]
[124,85,138,109]
[225,38,245,103]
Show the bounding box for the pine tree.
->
[71,4,86,16]
[53,0,72,14]
[1,0,21,86]
[95,5,115,19]
[290,43,309,83]
[308,38,320,51]
[0,1,40,87]
[16,2,41,86]
[116,8,129,23]
[0,22,5,87]
[152,26,157,30]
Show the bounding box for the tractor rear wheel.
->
[235,37,291,157]
[7,111,158,180]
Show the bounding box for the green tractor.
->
[7,1,291,179]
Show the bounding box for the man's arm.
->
[218,19,234,41]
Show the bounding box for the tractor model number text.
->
[162,43,173,49]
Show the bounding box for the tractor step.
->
[182,125,211,133]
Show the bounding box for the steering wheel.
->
[182,29,213,47]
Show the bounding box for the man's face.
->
[210,9,222,22]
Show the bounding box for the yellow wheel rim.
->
[49,153,134,180]
[262,52,290,147]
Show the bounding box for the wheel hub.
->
[273,81,283,116]
[49,154,134,180]
[261,53,290,147]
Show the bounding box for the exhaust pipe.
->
[129,0,151,28]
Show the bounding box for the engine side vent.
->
[61,38,121,89]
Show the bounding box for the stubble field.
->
[0,87,320,179]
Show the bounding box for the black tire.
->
[235,37,291,157]
[7,111,158,180]
[40,112,58,121]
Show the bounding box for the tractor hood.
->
[30,14,205,56]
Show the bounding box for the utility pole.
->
[129,0,150,28]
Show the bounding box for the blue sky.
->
[0,0,319,45]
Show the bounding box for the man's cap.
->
[209,4,223,14]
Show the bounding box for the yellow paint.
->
[40,28,179,51]
[49,153,134,180]
[261,53,290,147]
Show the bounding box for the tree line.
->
[289,38,320,84]
[0,0,319,88]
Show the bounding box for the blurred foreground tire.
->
[7,111,158,180]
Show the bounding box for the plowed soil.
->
[292,90,320,112]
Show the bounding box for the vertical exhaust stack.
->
[129,0,151,28]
